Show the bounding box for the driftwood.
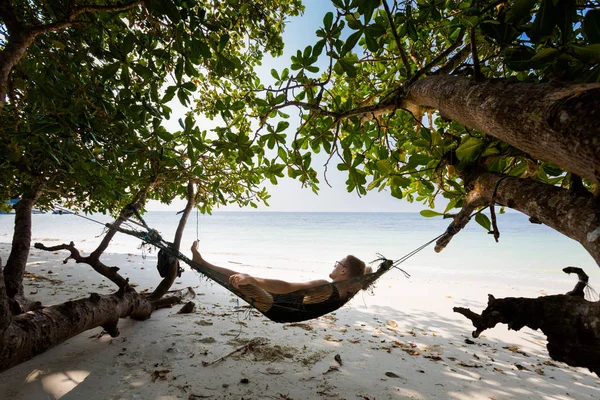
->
[454,267,600,376]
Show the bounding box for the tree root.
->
[454,267,600,376]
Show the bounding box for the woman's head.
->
[329,255,367,281]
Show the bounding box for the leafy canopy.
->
[220,0,599,230]
[0,0,302,213]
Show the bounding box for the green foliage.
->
[241,0,597,223]
[0,0,302,213]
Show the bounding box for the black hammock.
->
[112,223,420,323]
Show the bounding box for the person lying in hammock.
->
[191,240,372,322]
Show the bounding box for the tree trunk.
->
[3,192,42,313]
[149,181,195,300]
[436,171,600,265]
[0,259,12,336]
[401,76,600,185]
[0,288,154,373]
[454,268,600,376]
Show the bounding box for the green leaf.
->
[456,137,484,162]
[276,121,289,133]
[364,33,379,52]
[570,44,600,64]
[341,31,362,56]
[219,34,230,52]
[376,159,393,174]
[270,69,279,80]
[475,213,491,231]
[531,47,560,62]
[529,0,558,44]
[324,12,334,31]
[420,210,443,218]
[121,33,135,55]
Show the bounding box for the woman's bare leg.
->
[191,242,273,312]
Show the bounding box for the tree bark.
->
[401,76,600,185]
[0,288,154,373]
[149,181,196,300]
[0,258,12,336]
[454,268,600,376]
[436,171,600,265]
[3,189,43,313]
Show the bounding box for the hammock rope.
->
[50,206,442,323]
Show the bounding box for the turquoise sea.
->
[0,211,597,287]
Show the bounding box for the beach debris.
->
[424,355,443,361]
[189,395,213,399]
[535,368,545,375]
[202,337,268,366]
[334,354,342,366]
[285,322,313,331]
[456,361,482,368]
[385,372,401,378]
[178,301,196,314]
[409,341,417,348]
[198,337,216,344]
[542,360,558,367]
[401,348,421,356]
[515,364,530,371]
[149,369,171,382]
[195,320,214,326]
[465,338,475,345]
[278,394,294,400]
[324,334,342,342]
[347,338,361,344]
[323,365,339,375]
[386,320,398,329]
[240,378,249,384]
[503,346,529,357]
[493,367,505,374]
[23,270,63,284]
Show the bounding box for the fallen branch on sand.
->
[454,267,600,376]
[202,337,269,366]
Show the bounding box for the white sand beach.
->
[1,237,599,400]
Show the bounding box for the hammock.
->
[112,222,404,323]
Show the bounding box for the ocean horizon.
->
[1,211,597,288]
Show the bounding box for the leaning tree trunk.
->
[400,76,600,185]
[435,171,600,265]
[0,287,154,373]
[3,189,42,314]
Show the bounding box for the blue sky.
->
[150,1,432,212]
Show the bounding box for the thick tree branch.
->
[435,187,487,252]
[0,287,155,373]
[401,76,600,184]
[437,171,600,265]
[33,241,131,289]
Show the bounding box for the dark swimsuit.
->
[262,285,347,323]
